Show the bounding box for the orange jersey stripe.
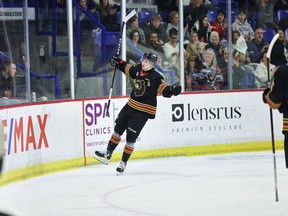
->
[127,98,156,115]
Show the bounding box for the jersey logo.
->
[134,79,146,97]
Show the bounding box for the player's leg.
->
[94,106,128,164]
[116,112,148,174]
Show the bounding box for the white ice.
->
[0,151,287,216]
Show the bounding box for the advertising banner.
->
[0,101,83,172]
[84,91,283,155]
[0,91,283,174]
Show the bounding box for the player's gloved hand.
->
[262,88,270,104]
[110,56,122,68]
[170,84,182,96]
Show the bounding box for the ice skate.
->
[116,161,127,175]
[93,149,112,165]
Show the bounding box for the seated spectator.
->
[74,0,100,30]
[192,15,212,43]
[231,51,247,90]
[232,31,255,75]
[205,31,224,65]
[256,0,279,31]
[163,28,180,69]
[142,14,169,45]
[210,9,227,41]
[247,27,269,63]
[166,10,189,41]
[166,11,178,34]
[184,0,208,31]
[127,16,146,45]
[102,4,120,32]
[192,48,224,90]
[163,28,189,80]
[98,0,110,21]
[219,45,253,90]
[146,32,165,54]
[186,31,200,72]
[254,50,277,88]
[127,29,145,64]
[232,9,255,43]
[194,41,207,71]
[270,28,288,66]
[0,61,17,98]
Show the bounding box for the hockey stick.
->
[106,9,137,117]
[266,33,279,202]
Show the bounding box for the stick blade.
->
[123,9,137,23]
[267,33,279,59]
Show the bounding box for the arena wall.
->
[0,91,284,185]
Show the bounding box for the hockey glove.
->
[170,84,182,96]
[110,56,124,68]
[262,88,270,104]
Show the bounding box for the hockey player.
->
[262,65,288,168]
[94,51,182,174]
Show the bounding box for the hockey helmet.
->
[140,51,157,66]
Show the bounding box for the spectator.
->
[231,50,247,89]
[102,4,120,32]
[146,32,165,54]
[219,44,252,90]
[218,47,229,88]
[205,31,224,65]
[74,0,100,30]
[166,11,179,35]
[256,0,279,31]
[247,27,269,63]
[254,50,277,88]
[232,9,255,43]
[194,41,207,71]
[163,28,180,69]
[232,31,255,74]
[192,48,224,90]
[166,11,189,41]
[98,0,110,21]
[0,61,17,98]
[186,31,200,72]
[184,0,208,31]
[210,9,227,41]
[270,28,288,66]
[192,15,212,43]
[163,28,189,82]
[127,16,146,45]
[142,14,170,45]
[127,29,144,64]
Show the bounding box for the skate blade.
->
[93,155,109,165]
[116,171,125,176]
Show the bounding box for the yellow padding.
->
[0,141,283,186]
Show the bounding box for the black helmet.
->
[140,51,157,66]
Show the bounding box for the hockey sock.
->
[121,142,134,163]
[107,132,121,153]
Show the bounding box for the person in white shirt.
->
[254,50,277,88]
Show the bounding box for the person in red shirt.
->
[210,9,227,41]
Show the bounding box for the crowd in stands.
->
[38,0,288,91]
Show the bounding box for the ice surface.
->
[0,151,287,216]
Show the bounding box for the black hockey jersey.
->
[266,65,288,135]
[118,61,173,119]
